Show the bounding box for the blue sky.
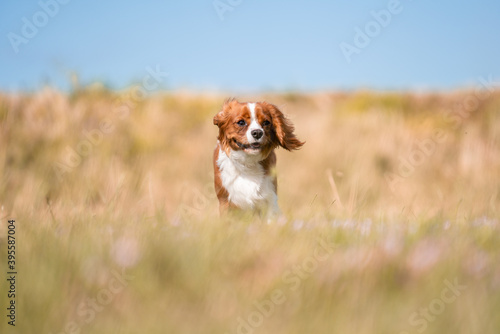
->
[1,0,499,92]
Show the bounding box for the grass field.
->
[1,86,500,333]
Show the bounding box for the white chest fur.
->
[217,148,279,212]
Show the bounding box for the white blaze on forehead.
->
[246,102,263,142]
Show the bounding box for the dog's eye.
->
[237,120,246,126]
[262,120,271,126]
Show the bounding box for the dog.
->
[213,99,304,218]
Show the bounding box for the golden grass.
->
[0,86,499,333]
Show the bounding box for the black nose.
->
[251,129,263,139]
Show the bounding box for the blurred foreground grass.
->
[0,87,499,333]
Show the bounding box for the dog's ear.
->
[213,98,236,127]
[213,110,224,126]
[266,103,305,151]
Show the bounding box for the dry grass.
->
[0,86,499,333]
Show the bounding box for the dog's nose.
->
[251,129,263,140]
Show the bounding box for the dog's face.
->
[213,100,304,158]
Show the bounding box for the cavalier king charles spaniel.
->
[213,99,304,218]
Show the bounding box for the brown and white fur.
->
[213,99,304,218]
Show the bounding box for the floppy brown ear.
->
[266,103,305,150]
[213,111,224,126]
[213,98,237,127]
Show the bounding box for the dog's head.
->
[213,99,304,158]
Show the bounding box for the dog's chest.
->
[217,149,275,209]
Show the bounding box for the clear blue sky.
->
[1,0,499,92]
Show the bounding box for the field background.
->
[1,86,500,333]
